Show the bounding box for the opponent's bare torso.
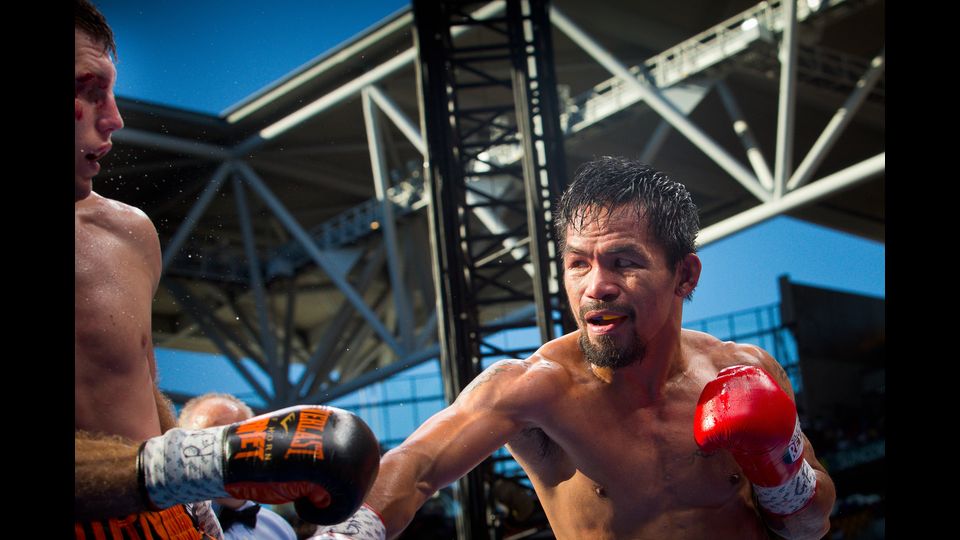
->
[505,331,770,539]
[75,192,163,441]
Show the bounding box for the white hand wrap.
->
[753,458,817,515]
[308,503,386,540]
[138,427,231,508]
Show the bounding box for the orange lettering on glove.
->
[233,417,271,461]
[284,409,331,460]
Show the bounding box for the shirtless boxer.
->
[74,2,379,537]
[314,157,835,539]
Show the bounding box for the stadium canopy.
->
[99,0,884,409]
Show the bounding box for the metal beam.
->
[224,11,417,123]
[239,1,508,148]
[222,295,271,373]
[365,85,428,156]
[291,245,388,400]
[363,88,415,352]
[233,176,280,385]
[773,0,799,199]
[698,153,884,246]
[788,47,885,191]
[104,157,208,178]
[312,344,442,404]
[113,128,232,160]
[232,161,403,355]
[638,119,672,164]
[280,275,298,404]
[716,80,775,191]
[416,310,439,351]
[311,301,541,403]
[162,162,233,271]
[317,283,393,385]
[249,159,374,198]
[162,278,273,404]
[550,6,770,203]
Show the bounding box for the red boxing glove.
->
[693,365,816,515]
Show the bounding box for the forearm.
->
[367,447,441,539]
[764,467,835,539]
[75,430,150,521]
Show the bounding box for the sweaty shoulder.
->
[683,328,794,395]
[76,192,162,286]
[456,334,576,422]
[77,192,155,234]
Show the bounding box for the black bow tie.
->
[218,503,261,531]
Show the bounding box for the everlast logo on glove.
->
[225,408,332,474]
[286,408,332,460]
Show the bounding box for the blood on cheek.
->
[75,100,83,121]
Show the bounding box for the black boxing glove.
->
[137,405,380,524]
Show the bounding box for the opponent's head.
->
[75,0,123,201]
[179,393,256,429]
[555,157,701,369]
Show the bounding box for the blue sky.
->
[95,1,884,409]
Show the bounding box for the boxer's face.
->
[563,205,683,369]
[75,30,123,201]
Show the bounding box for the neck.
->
[606,311,687,403]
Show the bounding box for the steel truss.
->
[108,0,884,451]
[412,0,572,536]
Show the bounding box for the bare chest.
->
[75,223,155,368]
[508,384,754,534]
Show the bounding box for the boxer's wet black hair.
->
[555,156,699,269]
[75,0,117,60]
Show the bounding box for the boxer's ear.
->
[675,253,701,300]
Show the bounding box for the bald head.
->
[179,393,255,429]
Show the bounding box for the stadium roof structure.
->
[98,0,884,409]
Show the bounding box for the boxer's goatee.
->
[578,331,645,369]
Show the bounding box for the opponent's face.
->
[75,30,123,201]
[563,205,698,369]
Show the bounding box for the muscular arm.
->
[755,350,836,540]
[75,430,148,521]
[366,359,541,538]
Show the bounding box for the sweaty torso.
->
[75,192,163,441]
[505,331,771,540]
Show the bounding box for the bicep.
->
[384,359,535,492]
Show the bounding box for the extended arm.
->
[315,358,542,539]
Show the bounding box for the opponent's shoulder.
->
[77,192,160,250]
[77,192,156,233]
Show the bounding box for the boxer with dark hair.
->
[74,2,380,538]
[314,157,835,540]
